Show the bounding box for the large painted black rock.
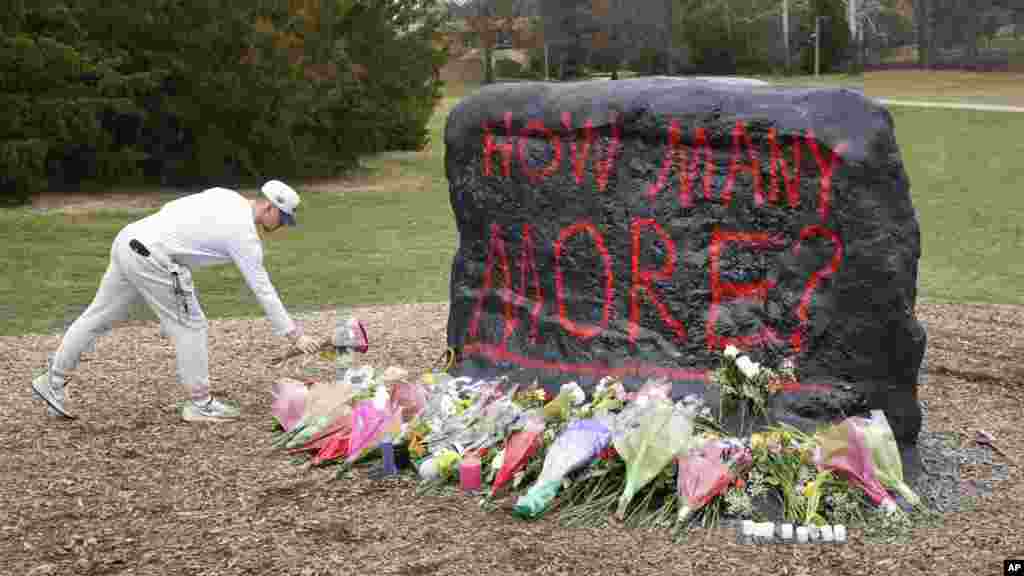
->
[443,77,926,447]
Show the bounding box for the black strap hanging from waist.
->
[129,239,151,257]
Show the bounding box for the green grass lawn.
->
[1,83,1022,337]
[891,107,1024,305]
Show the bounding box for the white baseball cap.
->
[261,180,300,226]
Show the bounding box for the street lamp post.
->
[847,0,862,73]
[783,0,791,75]
[814,16,828,77]
[544,42,550,80]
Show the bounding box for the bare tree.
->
[446,0,531,83]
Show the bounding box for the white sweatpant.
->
[52,225,211,402]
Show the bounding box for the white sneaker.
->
[181,397,241,422]
[31,359,73,419]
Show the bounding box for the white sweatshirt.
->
[124,187,296,337]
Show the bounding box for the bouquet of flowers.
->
[712,347,802,429]
[676,438,752,524]
[513,418,613,518]
[270,348,924,538]
[611,394,697,520]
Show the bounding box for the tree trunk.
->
[484,44,494,83]
[915,0,926,67]
[915,0,936,68]
[963,3,979,69]
[665,0,673,75]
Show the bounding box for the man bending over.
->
[31,180,320,422]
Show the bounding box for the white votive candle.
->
[759,523,776,540]
[741,520,755,542]
[795,526,809,543]
[808,525,821,541]
[834,525,847,543]
[820,525,834,542]
[780,523,794,540]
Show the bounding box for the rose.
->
[373,385,390,411]
[440,395,457,417]
[561,382,587,406]
[735,356,762,380]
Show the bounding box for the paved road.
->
[875,99,1024,112]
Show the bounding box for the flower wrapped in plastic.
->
[470,387,526,450]
[543,381,586,421]
[417,377,516,460]
[419,378,483,454]
[631,378,672,408]
[346,399,403,464]
[271,378,309,432]
[676,438,752,523]
[285,412,353,455]
[491,411,546,496]
[813,415,899,512]
[278,378,357,449]
[311,431,351,466]
[859,410,920,507]
[611,398,696,520]
[590,377,627,415]
[381,366,427,425]
[513,419,613,518]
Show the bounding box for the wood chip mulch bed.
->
[2,300,1021,576]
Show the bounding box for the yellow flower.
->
[750,433,766,450]
[407,432,427,458]
[543,394,570,421]
[803,482,817,498]
[435,449,461,477]
[701,431,720,440]
[763,432,783,453]
[454,398,473,415]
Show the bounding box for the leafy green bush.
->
[494,57,527,78]
[0,138,48,206]
[0,0,448,205]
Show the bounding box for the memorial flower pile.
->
[271,345,922,533]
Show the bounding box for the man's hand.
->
[268,328,324,366]
[286,327,322,354]
[293,334,320,355]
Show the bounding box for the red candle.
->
[460,454,482,492]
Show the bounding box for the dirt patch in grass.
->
[865,70,1024,106]
[25,173,430,215]
[28,188,184,214]
[300,174,433,195]
[3,300,1022,573]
